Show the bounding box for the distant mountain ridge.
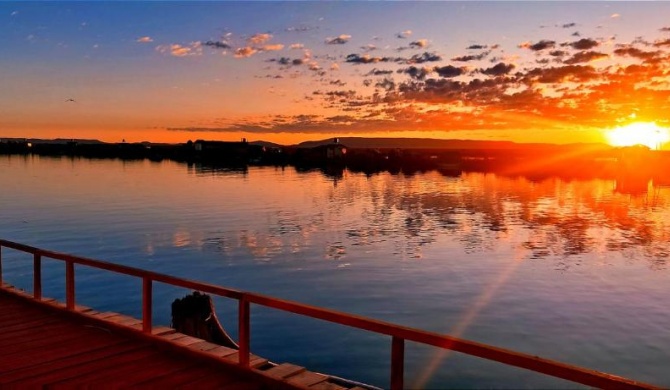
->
[1,136,612,151]
[0,138,104,144]
[295,137,611,150]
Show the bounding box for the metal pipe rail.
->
[0,239,659,390]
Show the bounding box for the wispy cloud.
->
[136,36,153,43]
[262,44,284,51]
[409,39,429,49]
[569,38,599,50]
[519,40,556,51]
[204,40,231,50]
[249,33,272,45]
[326,34,352,45]
[156,42,202,57]
[235,46,258,58]
[397,30,412,39]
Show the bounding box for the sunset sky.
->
[3,1,670,145]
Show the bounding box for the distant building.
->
[296,138,347,165]
[192,139,262,163]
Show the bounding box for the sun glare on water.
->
[606,122,670,150]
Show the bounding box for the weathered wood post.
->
[171,291,238,349]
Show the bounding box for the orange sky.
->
[3,2,670,146]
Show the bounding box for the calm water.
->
[1,155,669,388]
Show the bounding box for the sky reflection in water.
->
[1,155,669,388]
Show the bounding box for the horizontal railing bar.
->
[244,293,654,390]
[0,239,659,390]
[0,239,243,300]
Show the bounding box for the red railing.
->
[0,239,660,390]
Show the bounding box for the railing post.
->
[238,295,250,368]
[142,277,152,333]
[33,252,41,300]
[66,261,75,310]
[391,336,405,390]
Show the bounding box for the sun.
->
[606,122,670,150]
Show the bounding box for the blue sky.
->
[3,1,670,144]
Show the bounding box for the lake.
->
[1,154,669,389]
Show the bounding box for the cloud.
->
[274,56,308,66]
[308,61,321,71]
[330,63,340,71]
[661,27,670,32]
[549,50,568,57]
[10,11,18,16]
[397,30,412,39]
[406,52,442,64]
[204,40,231,49]
[235,46,258,58]
[434,65,464,78]
[361,44,377,52]
[563,51,608,64]
[366,68,394,76]
[326,34,352,44]
[286,25,315,33]
[653,38,670,47]
[345,54,394,64]
[611,13,620,18]
[523,65,599,83]
[452,51,490,62]
[249,33,272,45]
[480,62,515,76]
[376,78,396,91]
[289,43,304,50]
[137,36,153,43]
[156,42,202,57]
[467,44,487,50]
[399,66,432,80]
[569,38,599,50]
[409,39,429,49]
[262,44,284,51]
[613,46,662,62]
[519,40,556,51]
[562,22,576,28]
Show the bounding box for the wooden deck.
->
[0,239,661,390]
[0,288,344,390]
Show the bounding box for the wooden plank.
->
[187,340,224,352]
[151,326,176,336]
[171,335,206,347]
[132,364,230,388]
[80,351,212,388]
[309,382,349,390]
[175,373,245,389]
[158,331,191,341]
[263,363,307,380]
[0,323,84,349]
[0,341,136,383]
[286,372,329,387]
[223,352,269,368]
[17,348,160,386]
[202,345,239,359]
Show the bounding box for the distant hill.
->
[249,140,283,148]
[295,137,611,150]
[0,138,104,145]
